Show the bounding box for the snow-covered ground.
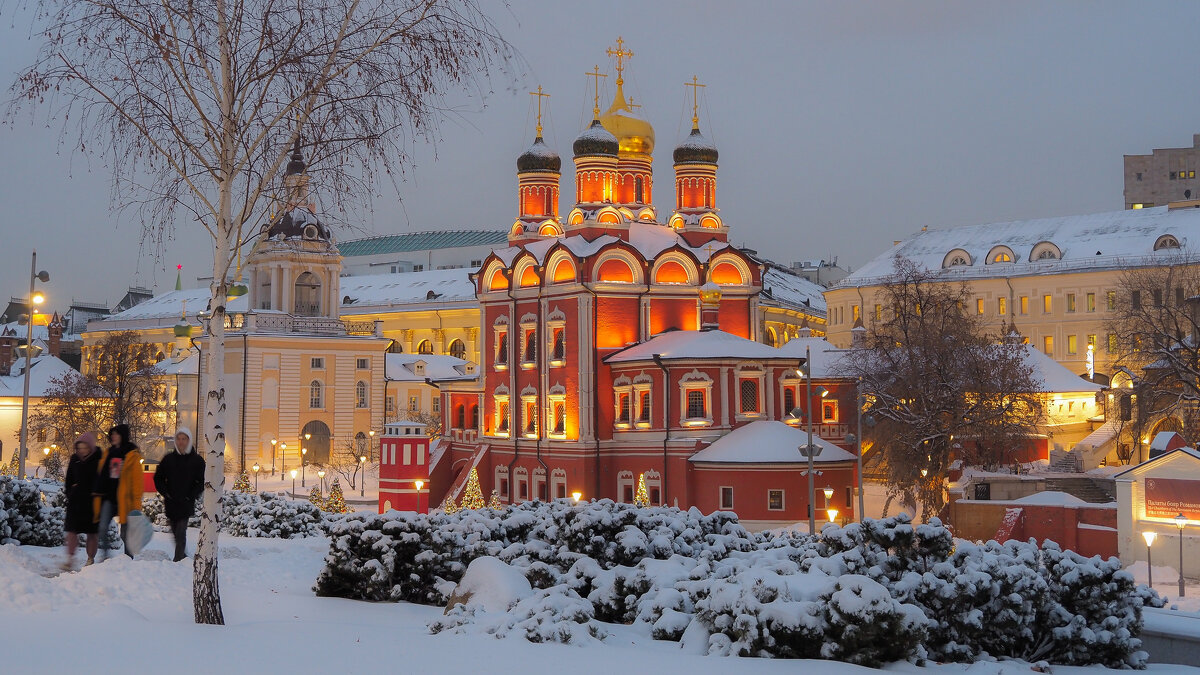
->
[2,530,1198,674]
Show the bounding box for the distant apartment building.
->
[338,229,508,275]
[1124,134,1200,209]
[789,258,849,288]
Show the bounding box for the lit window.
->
[523,400,537,437]
[417,340,433,355]
[1107,333,1118,354]
[1066,293,1076,312]
[993,252,1012,263]
[1132,203,1144,209]
[739,378,759,414]
[783,388,796,415]
[998,297,1007,315]
[432,397,440,414]
[408,396,418,412]
[851,305,860,322]
[522,328,536,363]
[1043,295,1052,313]
[822,400,838,423]
[496,330,509,365]
[1020,296,1028,314]
[553,402,566,435]
[767,490,784,511]
[309,380,323,409]
[686,390,707,419]
[1087,293,1096,312]
[976,299,984,315]
[1107,291,1117,311]
[552,327,566,362]
[448,339,466,359]
[638,390,651,423]
[355,380,368,408]
[1087,335,1096,348]
[874,304,882,321]
[1043,336,1054,356]
[1067,335,1077,355]
[497,400,510,434]
[720,487,734,510]
[617,392,631,424]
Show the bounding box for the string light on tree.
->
[488,489,502,510]
[441,494,460,514]
[634,473,650,507]
[309,485,326,510]
[325,478,348,513]
[232,472,251,493]
[461,467,485,510]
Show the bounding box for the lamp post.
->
[368,429,376,462]
[252,463,260,491]
[1143,531,1157,589]
[270,439,277,475]
[823,486,834,510]
[806,346,815,533]
[414,479,424,513]
[317,468,326,494]
[856,379,867,520]
[279,442,287,479]
[17,251,50,480]
[301,447,307,487]
[290,469,298,496]
[827,508,839,524]
[359,455,367,497]
[1176,513,1188,598]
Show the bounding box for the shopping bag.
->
[125,509,154,555]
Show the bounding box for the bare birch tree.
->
[10,0,510,624]
[843,257,1044,520]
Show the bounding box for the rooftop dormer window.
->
[942,249,972,268]
[1155,234,1181,251]
[986,245,1015,264]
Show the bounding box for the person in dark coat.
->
[94,423,144,560]
[63,432,101,570]
[154,427,205,561]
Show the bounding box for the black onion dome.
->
[285,137,307,175]
[264,207,332,241]
[517,136,561,172]
[673,127,719,165]
[573,119,619,158]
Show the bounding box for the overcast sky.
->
[2,0,1199,310]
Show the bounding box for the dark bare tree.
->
[11,0,510,624]
[1109,255,1200,452]
[843,257,1044,520]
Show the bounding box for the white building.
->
[338,229,508,276]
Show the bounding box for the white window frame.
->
[521,387,538,439]
[613,375,633,430]
[767,489,785,512]
[493,316,509,372]
[547,384,567,439]
[719,486,734,510]
[678,369,714,427]
[355,380,369,408]
[492,385,511,438]
[633,373,653,429]
[309,380,324,409]
[547,308,567,367]
[734,364,765,421]
[520,315,538,370]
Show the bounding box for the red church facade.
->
[434,44,852,530]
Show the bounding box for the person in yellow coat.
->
[93,424,144,560]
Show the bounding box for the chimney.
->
[48,312,63,358]
[0,329,17,376]
[698,283,722,330]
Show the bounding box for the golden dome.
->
[599,83,654,156]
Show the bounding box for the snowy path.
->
[1,532,1197,674]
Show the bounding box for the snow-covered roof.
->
[100,287,237,323]
[384,353,475,382]
[0,355,78,397]
[606,329,785,363]
[1010,491,1090,506]
[340,268,477,311]
[337,229,508,257]
[761,265,826,313]
[0,322,50,342]
[838,204,1200,287]
[148,352,199,376]
[1013,345,1103,393]
[689,421,856,464]
[775,337,847,378]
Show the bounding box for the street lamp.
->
[270,439,277,475]
[252,463,260,491]
[317,468,326,494]
[368,429,376,462]
[359,455,367,497]
[827,508,839,524]
[414,479,424,513]
[1175,513,1188,598]
[301,447,307,487]
[17,250,49,479]
[572,491,582,504]
[290,469,298,496]
[279,442,287,478]
[1143,530,1157,589]
[39,446,49,478]
[797,345,830,534]
[823,486,834,509]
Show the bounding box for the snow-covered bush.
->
[140,491,322,538]
[0,476,64,546]
[315,502,1156,668]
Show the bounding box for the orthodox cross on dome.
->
[585,65,607,118]
[529,85,550,137]
[704,241,721,259]
[685,76,706,130]
[627,96,641,112]
[606,36,633,86]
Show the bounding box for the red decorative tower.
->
[510,86,563,245]
[600,37,655,220]
[669,76,725,248]
[377,421,431,514]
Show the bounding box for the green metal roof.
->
[338,229,508,257]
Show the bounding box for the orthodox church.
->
[435,41,852,529]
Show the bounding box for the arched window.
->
[783,387,796,415]
[597,258,634,283]
[448,339,466,359]
[1155,234,1181,251]
[487,268,509,291]
[551,258,576,283]
[765,327,778,348]
[598,210,621,224]
[355,431,367,454]
[943,249,972,268]
[710,261,743,285]
[654,260,690,284]
[355,380,368,408]
[986,246,1015,265]
[416,340,433,355]
[470,404,480,429]
[294,272,322,316]
[455,404,466,429]
[519,265,540,287]
[635,176,644,203]
[993,252,1011,262]
[309,380,324,409]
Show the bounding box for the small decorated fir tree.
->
[488,489,501,510]
[634,473,650,507]
[308,485,326,510]
[461,467,485,510]
[441,494,459,514]
[233,471,252,493]
[325,478,348,513]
